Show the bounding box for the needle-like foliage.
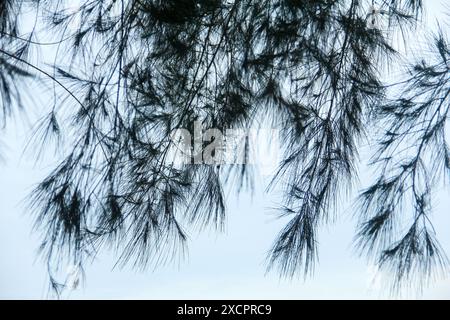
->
[0,0,33,126]
[0,0,448,294]
[356,31,450,291]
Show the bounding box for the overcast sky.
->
[0,0,449,299]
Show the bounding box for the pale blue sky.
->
[0,0,449,299]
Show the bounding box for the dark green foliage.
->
[0,0,32,126]
[356,32,450,290]
[0,0,448,294]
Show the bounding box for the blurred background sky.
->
[0,0,449,299]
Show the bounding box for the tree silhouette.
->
[0,0,32,126]
[0,0,448,294]
[356,31,450,290]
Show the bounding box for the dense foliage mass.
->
[0,0,448,294]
